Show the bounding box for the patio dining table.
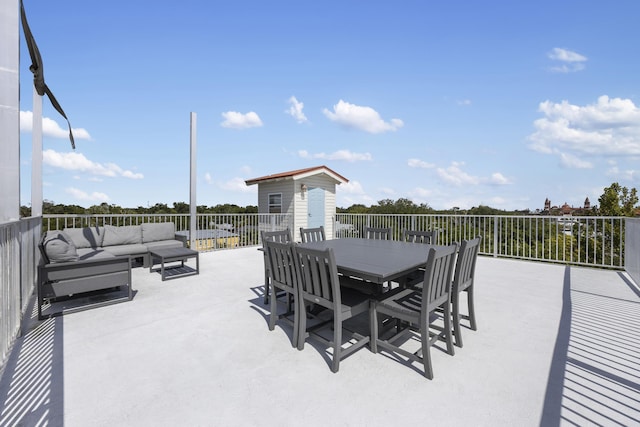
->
[298,238,435,285]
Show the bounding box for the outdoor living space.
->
[1,247,638,426]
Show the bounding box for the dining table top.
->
[297,237,434,284]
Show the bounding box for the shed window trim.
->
[268,193,282,214]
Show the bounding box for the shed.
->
[245,165,348,241]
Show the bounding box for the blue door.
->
[307,187,325,228]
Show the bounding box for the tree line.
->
[20,182,638,217]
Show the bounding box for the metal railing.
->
[1,217,41,368]
[41,212,632,269]
[334,213,627,269]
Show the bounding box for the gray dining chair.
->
[364,227,392,240]
[264,239,300,347]
[401,229,436,244]
[261,229,292,305]
[299,226,325,243]
[370,243,458,379]
[293,245,370,373]
[451,236,481,347]
[397,229,437,288]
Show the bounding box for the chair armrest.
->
[174,233,188,246]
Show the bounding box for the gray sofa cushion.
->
[64,226,105,249]
[103,244,148,257]
[103,225,142,246]
[142,222,175,243]
[43,230,79,263]
[144,240,184,251]
[76,248,117,261]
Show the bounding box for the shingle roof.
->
[244,165,348,186]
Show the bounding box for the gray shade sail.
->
[20,0,75,149]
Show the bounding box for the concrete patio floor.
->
[1,247,639,426]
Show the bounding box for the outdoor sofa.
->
[37,222,186,318]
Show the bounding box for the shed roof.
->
[244,165,348,186]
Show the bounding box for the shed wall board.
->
[257,181,293,215]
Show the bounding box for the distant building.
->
[542,197,593,216]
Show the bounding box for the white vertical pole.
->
[0,0,20,223]
[31,88,43,217]
[189,112,197,250]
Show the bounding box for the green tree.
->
[173,202,190,214]
[597,182,639,216]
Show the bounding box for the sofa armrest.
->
[174,233,188,246]
[40,255,132,282]
[38,255,133,319]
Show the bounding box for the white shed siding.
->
[258,181,294,215]
[293,178,307,241]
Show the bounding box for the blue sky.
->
[17,0,640,211]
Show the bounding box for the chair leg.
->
[443,302,455,356]
[467,288,477,331]
[332,315,342,373]
[421,325,433,380]
[297,302,307,351]
[263,271,270,305]
[268,285,278,331]
[291,296,299,348]
[370,302,379,353]
[452,292,463,348]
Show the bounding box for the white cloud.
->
[548,47,587,63]
[286,96,308,123]
[379,187,395,196]
[408,158,435,169]
[219,177,256,193]
[486,172,511,185]
[411,187,433,198]
[338,180,365,194]
[436,162,480,186]
[298,149,372,162]
[559,153,593,169]
[322,100,404,134]
[548,48,587,73]
[43,149,143,179]
[204,172,213,184]
[20,110,91,140]
[528,96,640,164]
[606,165,638,181]
[457,99,472,106]
[435,162,510,186]
[65,187,110,203]
[220,111,263,129]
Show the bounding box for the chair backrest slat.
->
[421,244,458,318]
[401,229,436,244]
[453,237,481,293]
[294,245,340,309]
[365,227,391,240]
[300,226,326,243]
[262,228,292,246]
[264,240,297,292]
